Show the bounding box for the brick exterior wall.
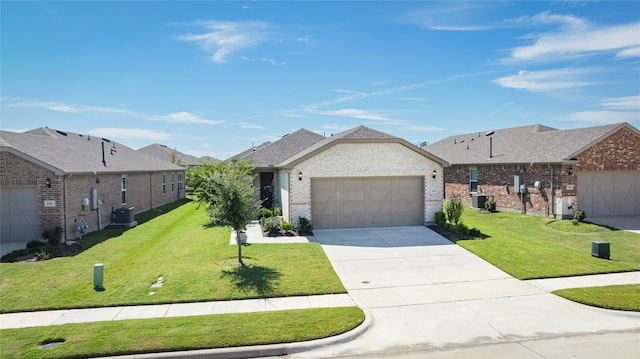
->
[574,127,640,172]
[443,126,640,218]
[0,152,63,234]
[444,163,572,217]
[1,151,185,242]
[286,142,444,225]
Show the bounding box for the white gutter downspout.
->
[549,164,555,218]
[63,174,71,241]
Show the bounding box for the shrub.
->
[445,195,464,225]
[262,216,281,234]
[41,226,62,246]
[35,249,51,261]
[469,227,482,238]
[262,208,273,218]
[282,221,292,231]
[574,210,586,222]
[444,222,457,235]
[294,216,313,234]
[571,218,580,225]
[273,206,282,216]
[484,199,497,213]
[456,222,470,236]
[434,211,447,228]
[27,240,45,249]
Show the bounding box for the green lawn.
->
[0,200,346,313]
[553,284,640,312]
[452,208,640,280]
[0,307,365,359]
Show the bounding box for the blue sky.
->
[2,1,639,160]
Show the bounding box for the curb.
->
[96,311,372,359]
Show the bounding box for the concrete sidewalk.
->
[0,293,355,329]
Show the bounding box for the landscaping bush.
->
[294,216,313,234]
[445,195,464,225]
[41,226,62,246]
[434,211,447,228]
[282,221,292,231]
[574,209,587,222]
[273,206,282,216]
[456,222,470,236]
[262,216,281,234]
[469,227,482,238]
[35,248,52,261]
[262,208,273,218]
[26,240,45,249]
[484,198,497,213]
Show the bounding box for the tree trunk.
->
[236,231,244,266]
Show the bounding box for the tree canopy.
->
[188,159,262,265]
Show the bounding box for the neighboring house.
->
[233,125,448,229]
[0,128,186,255]
[426,123,640,219]
[138,143,215,167]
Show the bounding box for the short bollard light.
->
[94,263,104,291]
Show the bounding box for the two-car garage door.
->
[578,171,639,216]
[311,177,424,229]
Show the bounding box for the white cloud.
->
[567,111,640,124]
[3,98,222,126]
[319,108,401,123]
[404,125,443,132]
[89,128,170,141]
[493,68,601,92]
[507,21,640,62]
[177,21,269,63]
[601,95,640,110]
[240,123,265,129]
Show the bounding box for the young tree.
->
[188,159,261,265]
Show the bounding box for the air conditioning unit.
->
[472,194,487,209]
[591,241,610,259]
[116,207,135,224]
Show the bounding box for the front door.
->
[260,172,274,210]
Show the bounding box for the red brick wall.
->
[444,164,570,216]
[574,127,640,172]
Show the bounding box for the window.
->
[162,174,166,195]
[121,175,127,204]
[178,173,183,191]
[171,174,175,193]
[469,167,478,193]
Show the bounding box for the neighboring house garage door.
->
[0,187,39,255]
[311,177,424,229]
[578,171,639,216]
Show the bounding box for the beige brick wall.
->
[287,142,443,225]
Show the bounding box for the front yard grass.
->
[553,284,640,312]
[0,199,346,313]
[451,208,640,280]
[0,307,365,359]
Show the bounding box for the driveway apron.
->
[295,226,640,358]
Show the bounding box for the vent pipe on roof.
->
[101,142,107,167]
[489,137,493,158]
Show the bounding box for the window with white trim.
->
[121,175,127,204]
[171,174,175,193]
[469,167,478,193]
[162,174,166,195]
[178,173,183,191]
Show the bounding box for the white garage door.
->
[311,177,424,229]
[1,187,40,254]
[578,171,639,216]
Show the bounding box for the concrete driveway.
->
[587,215,640,234]
[292,226,640,358]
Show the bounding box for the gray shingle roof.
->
[1,128,184,175]
[233,129,325,168]
[137,143,211,166]
[426,123,634,165]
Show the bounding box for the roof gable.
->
[1,128,184,174]
[426,123,635,165]
[279,125,448,168]
[137,143,208,166]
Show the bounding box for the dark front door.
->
[260,172,274,210]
